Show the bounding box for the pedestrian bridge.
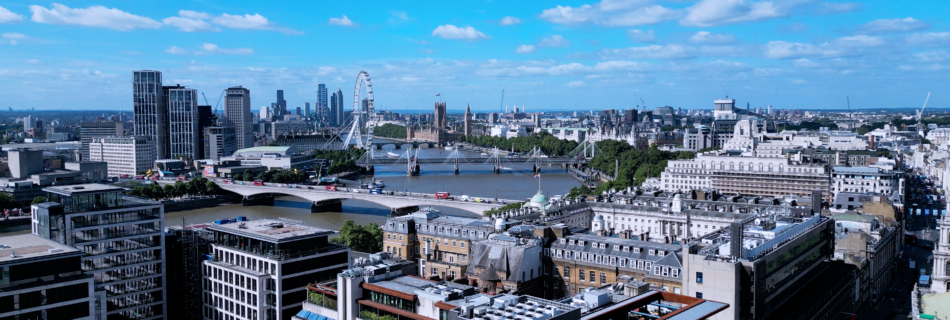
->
[215,181,505,215]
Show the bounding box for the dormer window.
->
[569,239,575,245]
[600,244,606,249]
[613,245,620,250]
[634,248,641,253]
[649,250,656,255]
[560,239,567,244]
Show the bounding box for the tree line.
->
[569,140,696,198]
[313,148,367,175]
[459,132,579,157]
[231,168,311,183]
[374,123,406,139]
[126,177,222,201]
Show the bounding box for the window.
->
[600,272,606,284]
[460,242,465,249]
[696,272,703,283]
[672,269,679,278]
[649,250,655,255]
[579,269,585,281]
[590,271,595,282]
[620,259,626,267]
[399,236,403,241]
[452,241,457,247]
[564,266,571,279]
[696,292,703,299]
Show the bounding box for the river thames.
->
[0,139,586,234]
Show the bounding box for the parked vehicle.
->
[459,195,471,201]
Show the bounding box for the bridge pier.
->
[454,165,459,175]
[408,164,420,176]
[394,144,402,149]
[533,164,540,174]
[493,165,500,174]
[242,193,275,206]
[311,199,343,213]
[390,206,420,216]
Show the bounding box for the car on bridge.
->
[253,180,264,186]
[435,192,451,199]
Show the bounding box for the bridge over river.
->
[356,143,601,175]
[213,179,510,215]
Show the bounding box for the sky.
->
[0,1,948,113]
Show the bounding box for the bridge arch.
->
[217,183,498,215]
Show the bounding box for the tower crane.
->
[201,92,210,106]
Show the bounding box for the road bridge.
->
[214,180,506,215]
[357,146,587,175]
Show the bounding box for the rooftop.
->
[209,218,336,241]
[0,234,81,264]
[44,183,126,196]
[235,146,292,154]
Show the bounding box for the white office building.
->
[830,166,902,196]
[202,218,350,320]
[88,136,156,177]
[166,86,200,159]
[225,86,253,149]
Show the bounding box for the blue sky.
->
[0,1,948,112]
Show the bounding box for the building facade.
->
[661,152,831,198]
[88,136,156,177]
[204,127,238,161]
[225,86,253,149]
[330,89,344,127]
[133,70,168,159]
[830,166,901,196]
[0,234,97,320]
[164,85,200,160]
[202,218,349,320]
[80,121,124,162]
[383,209,494,281]
[32,184,166,320]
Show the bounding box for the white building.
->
[166,86,200,159]
[926,127,950,145]
[225,86,253,149]
[830,166,902,196]
[88,136,156,177]
[204,126,238,161]
[202,218,350,320]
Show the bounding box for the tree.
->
[330,220,383,253]
[0,193,19,210]
[31,196,48,205]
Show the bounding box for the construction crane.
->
[201,92,210,106]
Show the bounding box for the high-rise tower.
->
[225,86,252,148]
[317,83,328,114]
[164,85,200,159]
[276,89,286,116]
[330,89,344,126]
[133,70,169,159]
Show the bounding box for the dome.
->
[593,214,604,221]
[494,218,506,231]
[530,192,549,204]
[673,194,683,200]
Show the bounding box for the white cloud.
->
[539,1,679,27]
[432,25,489,40]
[626,29,655,43]
[499,16,521,25]
[764,36,884,59]
[538,35,570,47]
[597,44,694,59]
[907,32,950,47]
[0,5,24,23]
[515,45,536,54]
[179,10,211,19]
[567,81,585,87]
[212,13,299,34]
[681,0,787,27]
[689,31,738,44]
[26,59,41,65]
[862,17,929,34]
[3,33,27,39]
[165,46,190,55]
[199,43,253,55]
[163,15,218,32]
[328,15,356,27]
[816,2,860,14]
[29,4,161,31]
[791,79,808,84]
[914,50,949,62]
[389,10,409,22]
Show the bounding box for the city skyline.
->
[0,1,947,111]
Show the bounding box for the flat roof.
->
[44,183,126,196]
[0,234,81,264]
[208,218,335,242]
[235,146,291,153]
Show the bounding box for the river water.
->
[0,138,585,234]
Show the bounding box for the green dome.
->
[531,192,549,204]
